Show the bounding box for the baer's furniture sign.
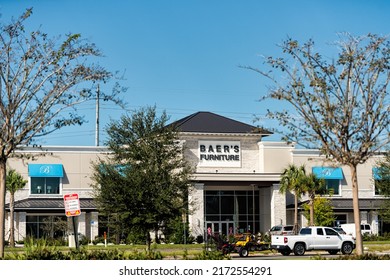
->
[198,140,241,167]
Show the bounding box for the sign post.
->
[63,193,81,249]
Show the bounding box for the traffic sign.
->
[63,193,81,217]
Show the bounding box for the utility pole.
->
[95,84,100,146]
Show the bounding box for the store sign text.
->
[198,141,241,167]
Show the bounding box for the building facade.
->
[4,112,388,243]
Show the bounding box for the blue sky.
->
[1,0,389,146]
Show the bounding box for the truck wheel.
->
[341,242,353,255]
[280,250,291,256]
[328,250,339,255]
[239,247,249,257]
[293,243,305,256]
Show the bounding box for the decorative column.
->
[270,184,286,226]
[369,211,379,235]
[78,212,86,236]
[188,183,204,239]
[18,212,26,242]
[90,212,99,241]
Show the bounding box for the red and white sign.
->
[63,193,81,217]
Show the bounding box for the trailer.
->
[212,233,270,257]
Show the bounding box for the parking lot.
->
[231,246,390,260]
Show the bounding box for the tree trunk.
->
[146,231,151,252]
[294,194,299,234]
[309,193,315,226]
[9,193,15,247]
[350,164,363,255]
[0,158,7,258]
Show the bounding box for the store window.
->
[26,215,68,239]
[312,167,343,195]
[28,164,63,195]
[31,177,60,194]
[324,179,340,195]
[204,190,260,235]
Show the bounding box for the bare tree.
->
[245,33,390,255]
[0,9,125,257]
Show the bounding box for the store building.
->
[5,146,102,242]
[4,111,388,242]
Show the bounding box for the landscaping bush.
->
[194,249,230,260]
[311,253,390,260]
[126,228,147,245]
[2,244,164,260]
[363,232,390,241]
[162,216,191,244]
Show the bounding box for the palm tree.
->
[301,173,325,226]
[6,169,27,247]
[279,164,306,234]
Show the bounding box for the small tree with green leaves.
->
[92,106,193,250]
[303,196,335,227]
[375,152,390,196]
[6,169,27,247]
[375,152,390,233]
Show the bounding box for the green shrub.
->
[311,253,390,260]
[194,249,230,260]
[128,249,163,260]
[126,229,147,245]
[46,237,67,247]
[3,246,165,260]
[3,237,67,260]
[68,248,126,260]
[363,232,390,241]
[162,216,191,244]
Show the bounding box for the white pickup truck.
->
[271,226,355,256]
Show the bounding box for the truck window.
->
[271,226,282,231]
[317,228,324,235]
[300,228,312,235]
[324,228,338,236]
[361,224,371,230]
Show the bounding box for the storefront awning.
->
[312,167,343,179]
[28,164,64,177]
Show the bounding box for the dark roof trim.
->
[287,198,389,210]
[329,198,389,210]
[6,198,97,211]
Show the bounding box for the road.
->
[231,251,347,260]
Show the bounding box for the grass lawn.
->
[4,241,390,259]
[363,241,390,253]
[4,242,208,259]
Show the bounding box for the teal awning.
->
[312,167,343,180]
[28,164,64,177]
